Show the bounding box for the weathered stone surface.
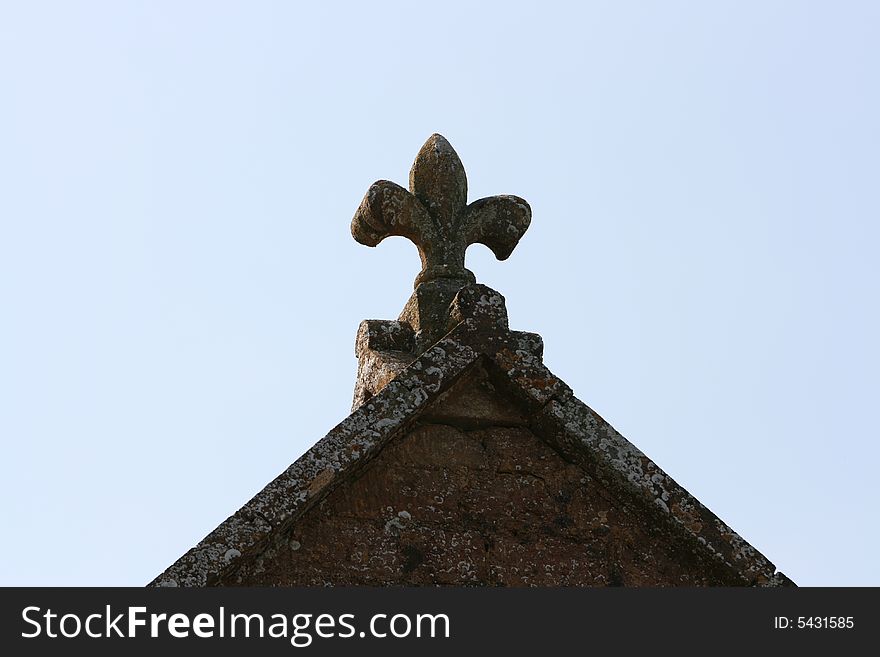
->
[531,396,788,586]
[351,135,532,401]
[398,278,466,350]
[352,134,530,342]
[151,303,793,586]
[448,284,509,333]
[355,320,414,357]
[352,320,416,410]
[151,333,480,587]
[151,277,792,588]
[151,135,793,588]
[352,134,530,290]
[352,282,541,410]
[219,370,748,587]
[419,361,528,430]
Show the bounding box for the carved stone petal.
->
[462,195,532,260]
[409,134,468,231]
[351,180,431,247]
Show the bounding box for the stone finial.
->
[352,134,531,289]
[351,135,534,407]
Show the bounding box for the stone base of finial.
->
[352,284,543,410]
[398,277,470,352]
[352,321,416,411]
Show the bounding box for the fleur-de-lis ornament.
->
[352,134,531,289]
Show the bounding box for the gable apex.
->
[151,283,793,587]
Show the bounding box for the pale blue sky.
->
[1,1,877,586]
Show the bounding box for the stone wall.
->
[219,367,742,586]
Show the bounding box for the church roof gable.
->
[151,285,791,587]
[151,134,792,587]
